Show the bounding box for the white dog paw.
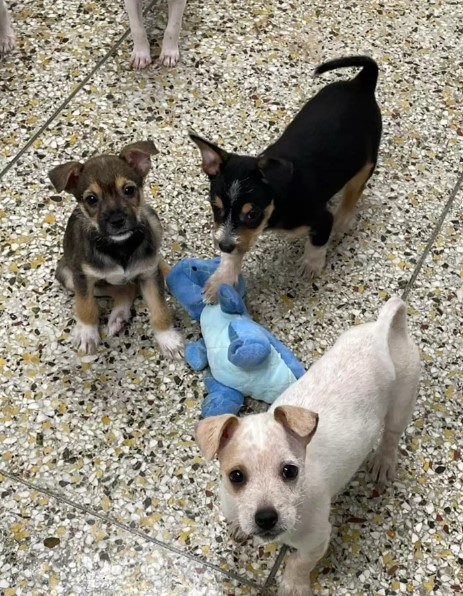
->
[299,257,325,280]
[130,44,151,69]
[368,449,398,486]
[0,30,16,54]
[333,211,355,235]
[159,45,180,67]
[107,304,131,337]
[278,581,313,596]
[155,328,183,360]
[72,324,100,355]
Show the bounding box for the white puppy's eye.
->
[229,469,245,484]
[282,464,299,480]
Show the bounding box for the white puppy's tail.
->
[374,297,409,381]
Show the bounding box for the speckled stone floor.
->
[0,0,462,594]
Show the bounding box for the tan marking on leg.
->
[159,260,171,278]
[334,163,374,234]
[140,276,172,333]
[75,291,99,326]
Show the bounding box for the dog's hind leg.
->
[334,162,374,235]
[369,299,420,486]
[96,283,138,337]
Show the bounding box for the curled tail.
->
[374,297,409,380]
[314,55,379,92]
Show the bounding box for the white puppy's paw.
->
[155,327,183,360]
[130,44,151,69]
[159,44,180,67]
[72,323,100,355]
[278,580,313,596]
[299,256,325,280]
[203,272,238,304]
[333,210,355,235]
[107,304,132,337]
[0,28,16,54]
[368,448,398,487]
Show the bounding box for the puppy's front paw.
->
[299,256,325,280]
[0,28,16,54]
[130,44,151,69]
[368,448,398,487]
[278,580,313,596]
[155,328,183,360]
[72,324,100,355]
[159,45,180,67]
[203,271,238,304]
[107,304,132,337]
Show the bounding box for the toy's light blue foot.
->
[185,339,208,370]
[202,373,244,417]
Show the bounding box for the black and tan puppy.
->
[48,141,183,358]
[190,56,382,302]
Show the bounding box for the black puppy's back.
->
[266,56,382,207]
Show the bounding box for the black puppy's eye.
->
[123,184,136,197]
[229,469,245,484]
[245,207,262,224]
[85,194,98,206]
[282,464,299,481]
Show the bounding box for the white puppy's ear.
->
[274,406,318,447]
[195,415,239,461]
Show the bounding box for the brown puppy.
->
[48,141,183,359]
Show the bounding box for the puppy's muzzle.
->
[255,507,278,531]
[103,211,132,236]
[218,239,237,254]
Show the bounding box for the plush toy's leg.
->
[185,339,208,370]
[228,319,271,368]
[202,373,244,417]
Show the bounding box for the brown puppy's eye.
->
[123,184,136,197]
[85,194,98,206]
[229,470,245,484]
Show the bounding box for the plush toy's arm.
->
[228,319,271,369]
[185,339,208,371]
[265,331,305,379]
[202,373,244,417]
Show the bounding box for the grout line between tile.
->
[262,545,288,591]
[0,1,157,181]
[1,470,260,590]
[401,170,463,301]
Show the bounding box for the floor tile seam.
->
[401,169,463,302]
[262,545,287,591]
[1,470,260,590]
[0,0,157,181]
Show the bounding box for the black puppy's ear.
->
[119,140,159,177]
[258,157,294,197]
[189,133,229,177]
[48,161,83,194]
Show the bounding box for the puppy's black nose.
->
[218,240,236,253]
[255,507,278,531]
[108,212,126,229]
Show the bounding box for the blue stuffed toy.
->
[166,257,305,417]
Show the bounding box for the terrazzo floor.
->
[0,0,462,594]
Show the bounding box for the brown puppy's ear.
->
[258,157,293,197]
[48,161,83,194]
[189,132,230,177]
[119,141,159,177]
[195,414,239,461]
[274,406,318,447]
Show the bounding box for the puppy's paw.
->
[299,256,325,280]
[107,304,132,337]
[203,272,238,304]
[72,324,100,355]
[155,327,183,360]
[368,448,398,487]
[229,526,249,544]
[159,45,180,67]
[0,29,16,54]
[278,580,313,596]
[130,44,151,69]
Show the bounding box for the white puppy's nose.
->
[255,507,278,531]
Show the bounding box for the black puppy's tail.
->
[314,55,379,92]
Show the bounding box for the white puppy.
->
[0,0,15,54]
[124,0,187,69]
[196,297,420,595]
